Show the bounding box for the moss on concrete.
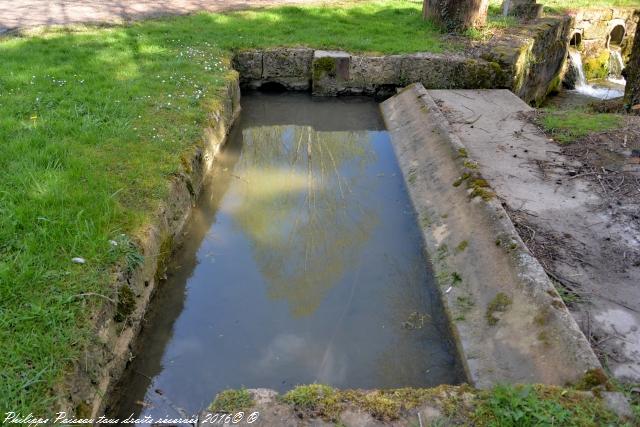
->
[574,368,612,391]
[485,292,512,325]
[469,178,495,201]
[313,56,337,80]
[210,388,254,412]
[456,240,469,253]
[583,50,610,80]
[213,384,624,425]
[282,384,474,422]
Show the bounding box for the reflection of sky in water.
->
[227,125,377,317]
[114,94,463,423]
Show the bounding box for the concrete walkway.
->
[0,0,315,34]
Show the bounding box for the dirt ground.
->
[518,113,640,382]
[0,0,320,34]
[431,90,640,385]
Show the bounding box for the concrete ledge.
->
[380,84,601,387]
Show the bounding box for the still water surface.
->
[113,93,463,420]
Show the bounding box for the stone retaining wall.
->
[480,17,573,106]
[232,16,573,105]
[233,48,509,97]
[567,8,639,80]
[66,75,241,417]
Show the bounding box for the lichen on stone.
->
[485,292,512,325]
[313,56,337,80]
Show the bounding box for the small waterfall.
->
[567,48,625,100]
[502,0,511,16]
[568,49,588,87]
[608,48,626,85]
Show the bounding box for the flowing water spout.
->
[502,0,511,15]
[567,48,624,100]
[608,47,626,85]
[568,49,588,87]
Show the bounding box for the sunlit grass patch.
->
[538,110,623,143]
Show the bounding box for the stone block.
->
[349,55,402,87]
[232,50,262,80]
[263,48,313,78]
[312,50,350,96]
[502,0,542,19]
[583,20,611,40]
[400,53,453,88]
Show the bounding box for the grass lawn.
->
[538,110,624,143]
[0,0,449,414]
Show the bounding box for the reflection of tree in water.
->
[229,125,378,317]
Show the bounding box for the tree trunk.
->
[423,0,489,32]
[624,22,640,113]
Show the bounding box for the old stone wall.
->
[569,8,639,79]
[571,8,638,59]
[481,17,573,106]
[232,16,573,105]
[72,76,242,417]
[233,48,509,97]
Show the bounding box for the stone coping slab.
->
[380,84,600,387]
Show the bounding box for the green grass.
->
[0,0,446,414]
[539,110,624,143]
[474,384,621,426]
[151,0,445,55]
[464,15,518,41]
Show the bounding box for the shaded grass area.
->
[537,110,624,143]
[0,0,446,413]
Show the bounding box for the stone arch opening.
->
[570,32,582,48]
[609,25,625,47]
[258,81,288,93]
